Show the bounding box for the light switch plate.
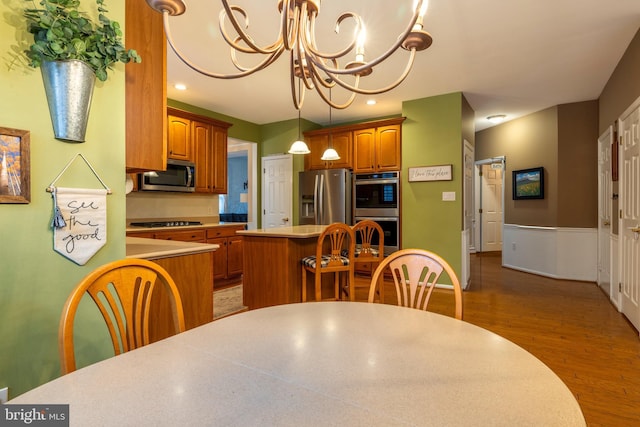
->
[442,191,456,201]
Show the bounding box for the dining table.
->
[8,302,586,426]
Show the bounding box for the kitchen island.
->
[237,225,328,310]
[126,237,219,341]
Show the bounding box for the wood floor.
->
[352,252,640,426]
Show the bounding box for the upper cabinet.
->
[353,121,403,173]
[125,0,167,172]
[168,108,232,194]
[304,130,352,170]
[168,114,193,161]
[304,118,404,172]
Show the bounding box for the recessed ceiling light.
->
[174,83,187,91]
[487,114,506,123]
[366,99,377,106]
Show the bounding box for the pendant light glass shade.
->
[289,139,310,154]
[288,108,310,154]
[320,147,340,161]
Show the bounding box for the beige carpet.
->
[213,285,247,319]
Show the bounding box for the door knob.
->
[603,220,610,226]
[283,217,289,222]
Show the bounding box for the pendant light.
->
[288,108,310,154]
[321,82,340,161]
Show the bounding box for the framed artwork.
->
[512,167,544,200]
[0,127,31,204]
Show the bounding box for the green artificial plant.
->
[24,0,141,81]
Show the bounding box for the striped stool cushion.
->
[301,255,350,269]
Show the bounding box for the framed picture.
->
[408,164,453,182]
[512,167,544,200]
[0,127,31,204]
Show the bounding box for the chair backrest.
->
[368,249,463,319]
[353,219,384,259]
[59,258,186,374]
[315,222,355,267]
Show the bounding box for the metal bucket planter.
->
[41,60,96,143]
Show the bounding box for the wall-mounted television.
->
[512,167,544,200]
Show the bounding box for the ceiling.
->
[162,0,640,132]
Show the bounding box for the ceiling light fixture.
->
[487,114,507,124]
[146,0,433,110]
[174,83,187,90]
[288,102,311,154]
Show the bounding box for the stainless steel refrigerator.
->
[299,169,352,225]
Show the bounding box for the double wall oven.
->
[353,171,400,255]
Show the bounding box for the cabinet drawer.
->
[206,226,243,239]
[154,229,206,242]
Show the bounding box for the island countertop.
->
[126,237,219,260]
[236,225,327,238]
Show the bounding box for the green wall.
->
[401,93,465,275]
[0,0,127,397]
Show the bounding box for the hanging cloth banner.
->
[51,187,108,265]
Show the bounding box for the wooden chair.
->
[342,219,385,301]
[368,249,463,319]
[301,223,355,302]
[59,258,186,374]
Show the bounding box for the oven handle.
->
[355,179,398,185]
[355,216,399,223]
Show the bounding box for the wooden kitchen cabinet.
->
[168,108,231,194]
[206,225,245,282]
[167,114,193,161]
[125,0,167,172]
[304,130,352,170]
[353,121,403,173]
[153,229,206,243]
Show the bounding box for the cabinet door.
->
[167,115,193,161]
[326,130,352,169]
[227,236,244,277]
[305,134,329,170]
[193,120,213,193]
[154,229,207,242]
[211,126,228,194]
[208,237,228,280]
[353,128,376,172]
[376,124,401,171]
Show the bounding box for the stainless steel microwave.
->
[139,159,196,192]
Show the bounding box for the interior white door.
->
[597,126,612,297]
[462,140,474,288]
[619,101,640,332]
[262,155,292,229]
[481,163,503,252]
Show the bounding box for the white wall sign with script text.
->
[408,165,453,182]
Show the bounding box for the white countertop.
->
[237,224,327,238]
[10,302,585,426]
[125,237,218,260]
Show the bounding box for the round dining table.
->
[9,302,585,426]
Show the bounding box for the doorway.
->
[474,157,505,254]
[220,138,258,229]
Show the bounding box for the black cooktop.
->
[130,221,203,228]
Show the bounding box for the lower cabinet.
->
[206,225,245,283]
[149,251,214,342]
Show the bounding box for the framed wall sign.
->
[0,127,30,204]
[512,167,544,200]
[408,164,453,182]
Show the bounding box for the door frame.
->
[597,126,613,300]
[474,156,506,254]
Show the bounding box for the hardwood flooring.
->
[352,252,640,426]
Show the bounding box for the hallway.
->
[464,253,640,426]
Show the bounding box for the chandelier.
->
[146,0,433,110]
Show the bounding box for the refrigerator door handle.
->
[318,174,325,224]
[314,175,320,224]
